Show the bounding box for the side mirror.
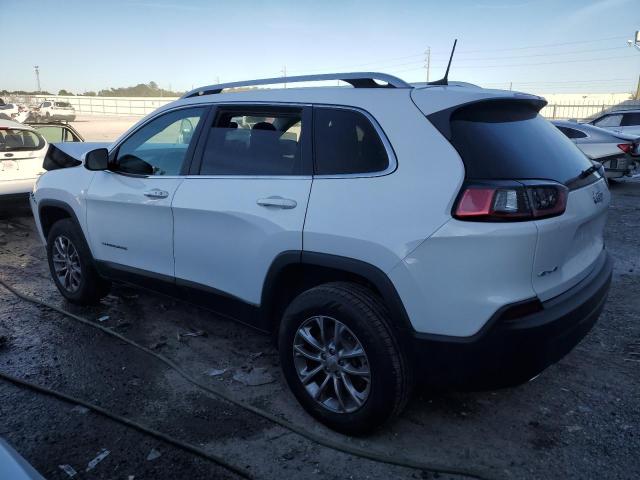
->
[84,148,109,171]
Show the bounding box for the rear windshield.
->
[0,128,46,151]
[55,102,71,108]
[449,102,593,184]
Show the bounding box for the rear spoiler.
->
[427,97,547,140]
[43,142,110,171]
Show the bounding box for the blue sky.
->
[1,0,639,94]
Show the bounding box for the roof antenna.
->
[428,39,457,86]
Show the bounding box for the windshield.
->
[0,128,46,151]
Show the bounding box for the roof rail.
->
[181,72,412,99]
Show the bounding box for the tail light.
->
[617,143,632,154]
[454,182,568,221]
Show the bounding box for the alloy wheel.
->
[52,235,82,293]
[293,315,371,413]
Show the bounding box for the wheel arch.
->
[38,199,81,240]
[261,251,414,338]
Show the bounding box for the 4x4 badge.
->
[592,190,603,204]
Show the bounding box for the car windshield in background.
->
[55,102,72,108]
[0,128,46,151]
[449,102,593,185]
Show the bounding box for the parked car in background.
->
[0,103,21,120]
[586,109,640,136]
[30,72,612,434]
[26,121,84,143]
[0,119,48,200]
[553,120,639,179]
[33,101,76,121]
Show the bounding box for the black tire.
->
[46,218,111,304]
[278,282,413,435]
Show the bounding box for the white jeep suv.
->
[30,73,612,434]
[35,100,76,122]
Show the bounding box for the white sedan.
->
[0,119,48,199]
[553,120,639,179]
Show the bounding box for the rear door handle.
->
[256,196,297,209]
[144,189,169,199]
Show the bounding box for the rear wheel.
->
[279,282,412,434]
[46,219,111,304]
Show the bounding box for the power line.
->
[393,53,639,72]
[435,45,629,62]
[286,35,630,74]
[454,35,628,53]
[335,46,632,73]
[482,78,634,86]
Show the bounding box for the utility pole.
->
[628,30,640,98]
[34,65,41,92]
[282,66,287,88]
[509,81,513,91]
[424,47,431,83]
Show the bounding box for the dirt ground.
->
[0,178,638,480]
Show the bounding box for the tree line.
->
[1,82,185,98]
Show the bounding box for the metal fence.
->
[5,94,640,120]
[539,99,640,120]
[5,94,176,116]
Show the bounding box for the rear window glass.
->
[449,102,593,184]
[622,112,640,126]
[313,108,389,175]
[0,128,46,151]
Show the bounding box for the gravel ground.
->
[0,179,638,480]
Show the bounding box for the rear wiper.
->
[577,164,600,179]
[565,164,601,189]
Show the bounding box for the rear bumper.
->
[0,178,36,196]
[410,250,612,389]
[52,113,75,121]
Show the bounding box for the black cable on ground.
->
[0,278,493,480]
[0,370,252,479]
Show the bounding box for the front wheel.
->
[278,282,412,435]
[46,219,111,304]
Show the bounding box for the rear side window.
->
[313,108,389,175]
[200,107,306,176]
[55,102,71,108]
[622,112,640,126]
[448,102,592,184]
[557,126,587,139]
[594,114,622,127]
[0,128,46,151]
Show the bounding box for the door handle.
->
[144,189,169,199]
[256,196,297,209]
